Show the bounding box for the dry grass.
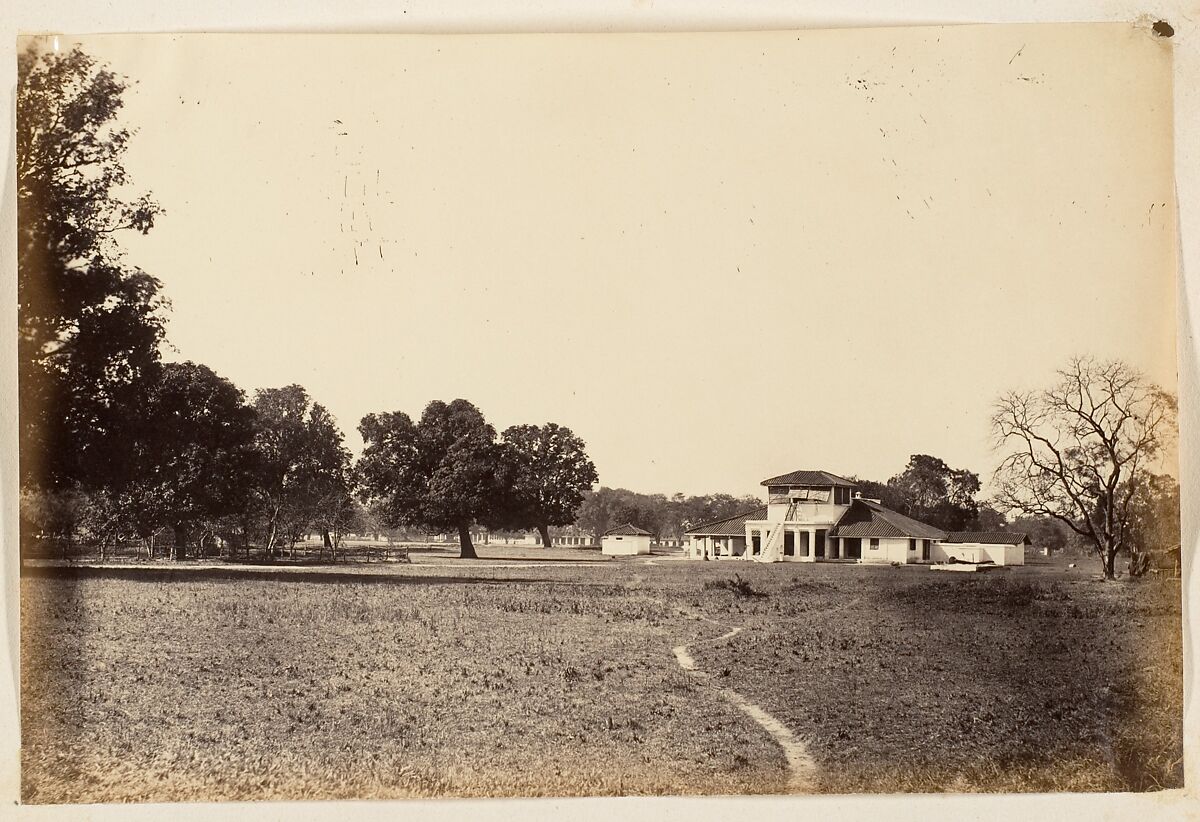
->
[688,563,1184,794]
[19,554,1183,802]
[21,571,785,803]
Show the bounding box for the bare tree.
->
[991,356,1176,579]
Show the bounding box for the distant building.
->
[685,468,1027,566]
[602,523,653,556]
[521,528,595,547]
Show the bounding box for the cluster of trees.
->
[19,374,356,561]
[357,404,598,558]
[16,44,366,560]
[16,44,603,563]
[849,454,998,532]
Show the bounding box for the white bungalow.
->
[602,523,653,556]
[686,469,1026,566]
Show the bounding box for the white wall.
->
[931,542,1025,565]
[764,502,849,525]
[791,501,852,525]
[932,543,983,563]
[860,537,910,563]
[978,543,1025,565]
[904,538,920,563]
[602,534,651,555]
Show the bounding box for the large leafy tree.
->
[575,487,651,543]
[574,487,620,543]
[888,454,982,531]
[356,399,506,559]
[250,385,351,556]
[1121,473,1180,558]
[992,356,1176,579]
[17,44,166,491]
[123,362,258,559]
[493,423,597,549]
[848,456,982,531]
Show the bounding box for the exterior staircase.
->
[754,502,796,563]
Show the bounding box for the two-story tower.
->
[747,469,858,561]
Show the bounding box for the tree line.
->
[19,371,601,561]
[573,489,763,544]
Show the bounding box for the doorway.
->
[845,537,862,559]
[783,531,795,557]
[815,529,827,559]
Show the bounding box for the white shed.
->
[935,531,1029,566]
[601,523,653,556]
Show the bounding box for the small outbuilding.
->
[602,523,653,556]
[935,531,1030,566]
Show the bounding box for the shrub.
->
[702,573,766,598]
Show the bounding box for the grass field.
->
[20,551,1183,802]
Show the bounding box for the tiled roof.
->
[760,469,857,488]
[604,523,652,537]
[944,531,1030,545]
[685,506,768,536]
[829,499,947,540]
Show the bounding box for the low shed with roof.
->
[685,468,1028,566]
[602,523,653,556]
[935,532,1030,565]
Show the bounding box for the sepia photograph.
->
[8,19,1189,808]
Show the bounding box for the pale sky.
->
[40,25,1178,498]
